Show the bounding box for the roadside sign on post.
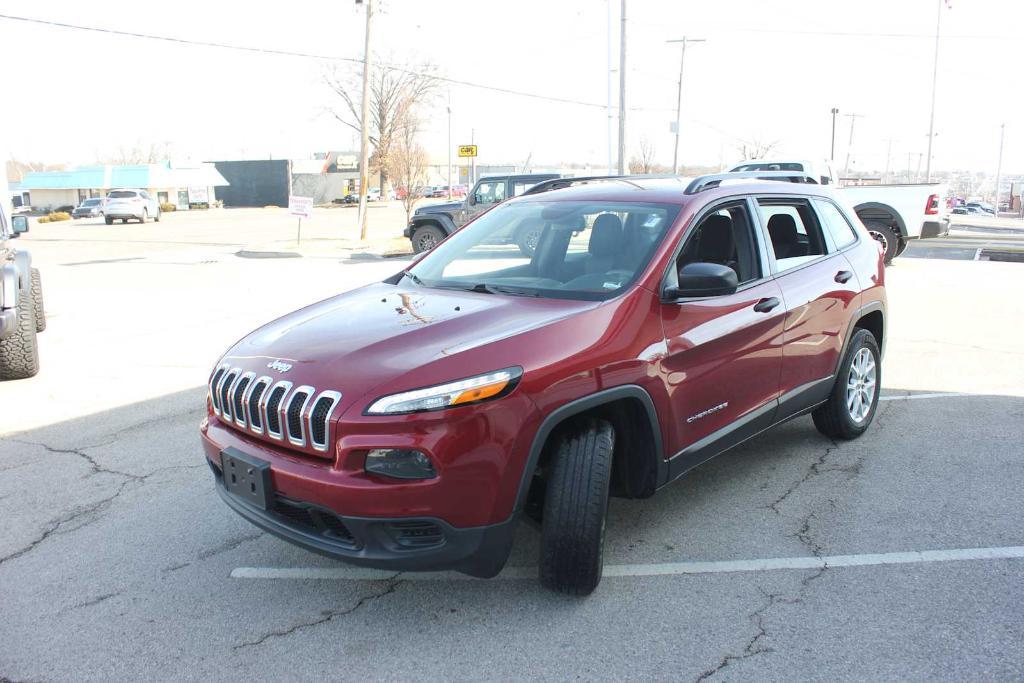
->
[458,145,478,158]
[288,195,313,244]
[288,195,313,219]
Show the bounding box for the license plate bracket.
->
[220,447,272,510]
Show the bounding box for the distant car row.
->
[335,184,468,204]
[950,201,995,216]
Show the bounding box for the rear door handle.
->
[835,270,853,284]
[753,297,780,313]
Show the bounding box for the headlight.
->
[366,367,522,415]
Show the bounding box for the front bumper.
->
[403,224,413,238]
[209,456,516,577]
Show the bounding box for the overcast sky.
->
[2,0,1022,175]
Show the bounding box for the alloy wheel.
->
[846,347,877,423]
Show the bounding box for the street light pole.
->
[355,0,373,241]
[447,90,452,201]
[667,37,705,175]
[830,107,839,161]
[842,112,863,177]
[924,0,944,182]
[994,123,1005,213]
[606,0,614,174]
[616,0,627,175]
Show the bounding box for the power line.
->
[0,13,615,110]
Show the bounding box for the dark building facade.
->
[210,160,289,208]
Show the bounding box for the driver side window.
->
[474,181,506,205]
[675,202,762,285]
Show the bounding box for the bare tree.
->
[736,137,780,160]
[629,137,657,174]
[388,120,430,224]
[6,159,67,181]
[98,141,171,165]
[325,60,437,192]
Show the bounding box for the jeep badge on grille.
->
[267,359,293,373]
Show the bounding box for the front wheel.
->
[154,209,161,223]
[812,328,881,440]
[864,220,898,265]
[105,216,113,225]
[539,418,615,596]
[515,222,542,257]
[411,225,445,253]
[139,209,148,224]
[0,287,40,380]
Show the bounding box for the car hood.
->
[222,282,597,413]
[417,202,461,214]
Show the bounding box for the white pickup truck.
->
[728,159,949,263]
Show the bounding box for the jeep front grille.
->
[209,367,341,453]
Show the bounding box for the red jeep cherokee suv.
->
[201,173,885,595]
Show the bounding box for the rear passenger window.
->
[814,199,858,249]
[757,199,829,273]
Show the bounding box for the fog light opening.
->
[365,449,437,480]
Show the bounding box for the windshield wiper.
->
[402,270,424,286]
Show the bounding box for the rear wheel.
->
[154,208,161,222]
[539,418,615,596]
[411,225,445,253]
[139,209,148,224]
[0,287,40,380]
[105,216,113,225]
[812,328,880,440]
[864,220,898,265]
[30,268,45,333]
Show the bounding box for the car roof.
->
[509,176,837,206]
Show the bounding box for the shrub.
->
[38,216,50,224]
[55,205,75,213]
[46,211,71,222]
[160,202,176,212]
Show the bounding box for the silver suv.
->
[103,189,161,224]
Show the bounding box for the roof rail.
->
[521,173,681,197]
[684,171,819,195]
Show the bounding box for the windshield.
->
[108,190,137,198]
[406,199,680,301]
[81,199,101,206]
[732,162,804,172]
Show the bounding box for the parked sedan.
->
[72,198,104,219]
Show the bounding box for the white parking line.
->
[878,392,969,401]
[231,545,1024,581]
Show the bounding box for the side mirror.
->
[11,215,29,236]
[664,262,738,299]
[467,194,477,206]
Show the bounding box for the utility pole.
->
[994,123,1005,213]
[606,0,614,174]
[616,0,627,175]
[830,107,839,161]
[355,0,373,241]
[925,0,946,182]
[447,90,452,201]
[842,113,863,177]
[666,37,705,174]
[883,138,893,183]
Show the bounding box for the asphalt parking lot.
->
[2,210,1023,681]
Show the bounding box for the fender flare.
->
[1,263,19,310]
[854,202,907,239]
[835,300,886,377]
[511,384,664,514]
[13,251,32,292]
[410,213,457,237]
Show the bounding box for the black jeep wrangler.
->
[404,173,559,254]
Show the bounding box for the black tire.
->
[105,216,113,225]
[515,222,543,257]
[812,328,881,440]
[864,220,898,265]
[154,209,161,223]
[0,286,40,380]
[411,225,445,253]
[539,418,615,596]
[139,209,148,224]
[30,268,45,333]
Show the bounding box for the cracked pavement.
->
[2,228,1023,680]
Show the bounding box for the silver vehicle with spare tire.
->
[0,204,45,380]
[102,188,161,224]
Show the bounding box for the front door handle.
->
[753,297,780,313]
[835,270,853,284]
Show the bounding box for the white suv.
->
[103,189,161,224]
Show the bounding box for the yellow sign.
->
[458,145,478,158]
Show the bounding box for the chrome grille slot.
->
[231,373,252,427]
[286,386,314,446]
[264,381,291,439]
[246,377,270,433]
[219,370,239,421]
[209,366,227,414]
[308,391,341,452]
